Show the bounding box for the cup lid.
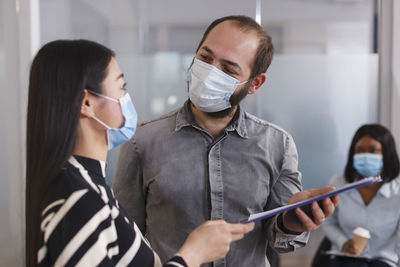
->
[353,227,370,238]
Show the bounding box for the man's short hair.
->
[196,15,274,79]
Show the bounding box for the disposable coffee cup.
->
[352,227,370,253]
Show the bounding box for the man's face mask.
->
[88,90,138,150]
[353,153,383,177]
[187,58,248,112]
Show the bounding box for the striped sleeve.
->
[38,188,188,267]
[38,189,118,266]
[164,255,187,267]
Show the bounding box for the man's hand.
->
[282,187,339,233]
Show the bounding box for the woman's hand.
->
[178,220,254,267]
[342,239,366,255]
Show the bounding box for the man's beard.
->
[205,82,251,118]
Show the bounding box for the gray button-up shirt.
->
[113,101,309,267]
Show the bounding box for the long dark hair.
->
[344,124,400,183]
[26,40,114,267]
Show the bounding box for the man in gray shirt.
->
[113,15,338,267]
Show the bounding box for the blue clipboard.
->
[242,176,382,224]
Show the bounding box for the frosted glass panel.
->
[38,0,379,189]
[242,55,379,189]
[0,0,25,265]
[0,50,9,263]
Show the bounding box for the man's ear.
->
[248,73,266,95]
[81,90,95,118]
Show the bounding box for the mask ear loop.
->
[237,73,256,86]
[92,116,112,130]
[86,89,119,130]
[86,89,119,103]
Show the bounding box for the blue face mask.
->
[353,153,383,177]
[89,91,138,150]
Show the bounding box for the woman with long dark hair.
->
[322,124,400,267]
[26,40,253,267]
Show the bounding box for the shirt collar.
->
[175,100,248,139]
[175,100,196,131]
[71,155,106,178]
[379,177,400,198]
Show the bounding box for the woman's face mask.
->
[353,153,383,177]
[88,90,138,150]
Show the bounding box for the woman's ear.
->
[81,90,95,118]
[248,73,266,95]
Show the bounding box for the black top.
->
[37,155,187,267]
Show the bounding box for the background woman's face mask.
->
[89,90,138,150]
[353,153,383,177]
[187,58,247,112]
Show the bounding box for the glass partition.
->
[0,0,25,265]
[39,0,379,190]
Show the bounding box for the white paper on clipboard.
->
[322,250,373,260]
[242,176,382,224]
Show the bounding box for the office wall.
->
[38,0,379,189]
[0,0,24,266]
[0,0,38,265]
[393,1,400,154]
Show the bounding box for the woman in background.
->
[323,124,400,267]
[26,39,253,267]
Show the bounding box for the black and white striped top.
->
[38,155,187,267]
